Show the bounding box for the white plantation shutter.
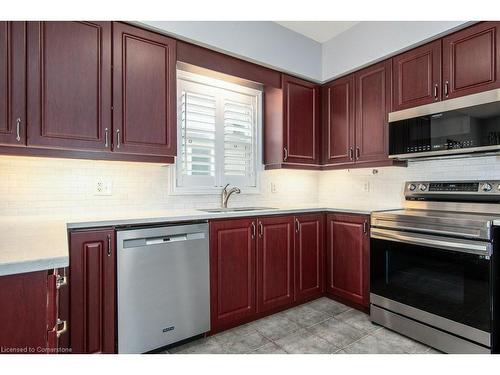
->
[179,90,217,187]
[224,99,255,186]
[176,71,261,193]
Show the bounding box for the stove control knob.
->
[408,184,417,191]
[419,184,427,191]
[482,183,492,192]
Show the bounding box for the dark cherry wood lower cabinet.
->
[257,216,295,313]
[326,213,370,310]
[295,214,325,303]
[209,218,257,333]
[69,229,116,354]
[0,269,67,354]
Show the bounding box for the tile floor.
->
[164,297,442,354]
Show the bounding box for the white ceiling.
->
[275,21,359,43]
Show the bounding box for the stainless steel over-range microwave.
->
[388,89,500,160]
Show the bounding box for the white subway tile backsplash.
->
[1,154,499,217]
[0,156,319,216]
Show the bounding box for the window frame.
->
[170,70,263,196]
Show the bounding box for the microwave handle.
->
[371,227,491,258]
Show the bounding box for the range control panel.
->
[405,180,500,202]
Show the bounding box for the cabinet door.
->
[27,21,112,151]
[326,214,370,308]
[69,229,116,354]
[210,218,256,332]
[0,271,50,352]
[256,216,294,313]
[295,214,324,303]
[113,22,176,157]
[282,75,320,165]
[355,60,391,164]
[392,40,441,111]
[322,75,355,166]
[0,22,25,146]
[443,22,500,99]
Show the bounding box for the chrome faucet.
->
[221,184,241,208]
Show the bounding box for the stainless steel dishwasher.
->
[117,222,210,353]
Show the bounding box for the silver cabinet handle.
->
[363,221,368,235]
[258,222,264,238]
[283,147,288,161]
[56,274,67,289]
[444,81,449,98]
[356,147,360,159]
[349,147,354,160]
[251,222,256,239]
[56,319,68,338]
[116,129,121,149]
[433,84,439,100]
[104,128,109,148]
[107,234,112,257]
[15,118,21,142]
[295,218,300,233]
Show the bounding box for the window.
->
[173,70,262,194]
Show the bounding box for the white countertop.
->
[494,219,500,226]
[0,205,398,277]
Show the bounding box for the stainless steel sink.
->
[198,207,276,213]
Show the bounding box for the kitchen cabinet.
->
[0,22,26,146]
[257,216,294,313]
[392,40,442,111]
[294,214,324,303]
[264,75,320,169]
[0,269,67,354]
[112,22,177,157]
[354,61,392,164]
[326,213,370,309]
[321,75,355,166]
[27,21,112,151]
[323,60,394,168]
[442,22,500,99]
[209,218,257,332]
[69,229,116,354]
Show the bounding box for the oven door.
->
[370,227,492,345]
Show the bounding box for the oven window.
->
[371,238,491,332]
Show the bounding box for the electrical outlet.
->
[363,182,370,192]
[271,182,277,193]
[94,178,112,196]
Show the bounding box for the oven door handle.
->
[371,227,492,258]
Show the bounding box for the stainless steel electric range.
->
[370,180,500,354]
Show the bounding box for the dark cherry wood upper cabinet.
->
[326,213,370,309]
[0,22,26,147]
[322,75,355,166]
[27,21,112,151]
[354,60,391,164]
[443,22,500,99]
[69,229,116,354]
[294,214,324,303]
[256,216,295,313]
[209,218,256,332]
[392,40,441,111]
[282,75,320,165]
[112,22,176,157]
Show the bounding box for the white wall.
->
[322,21,470,81]
[318,156,500,209]
[0,156,319,217]
[139,21,323,82]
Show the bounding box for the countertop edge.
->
[66,207,381,230]
[0,256,69,277]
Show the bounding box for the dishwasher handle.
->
[123,232,206,249]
